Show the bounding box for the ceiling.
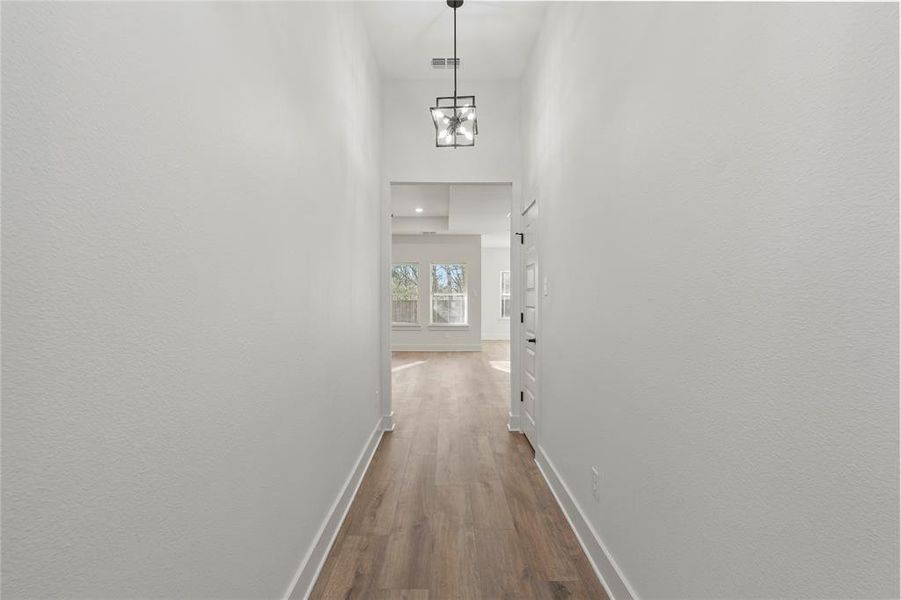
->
[358,2,548,81]
[392,183,449,217]
[391,183,511,247]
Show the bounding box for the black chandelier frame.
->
[429,0,478,148]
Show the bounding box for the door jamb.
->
[508,194,531,433]
[379,179,395,431]
[517,198,539,447]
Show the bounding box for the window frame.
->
[500,270,511,319]
[391,262,421,327]
[429,262,468,326]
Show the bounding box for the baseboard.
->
[507,411,521,431]
[535,446,638,600]
[381,411,396,432]
[390,344,482,352]
[283,422,385,600]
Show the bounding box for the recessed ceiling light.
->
[415,207,424,213]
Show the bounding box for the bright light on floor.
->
[489,360,510,373]
[392,360,426,373]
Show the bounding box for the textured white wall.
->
[481,247,511,341]
[522,3,899,598]
[391,235,482,351]
[2,3,382,598]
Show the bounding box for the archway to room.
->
[385,181,515,437]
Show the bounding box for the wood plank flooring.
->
[310,342,608,599]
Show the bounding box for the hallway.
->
[2,2,897,598]
[310,343,608,599]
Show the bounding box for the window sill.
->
[428,324,470,330]
[392,323,422,330]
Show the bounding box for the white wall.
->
[481,247,511,341]
[448,184,512,234]
[2,3,382,598]
[383,79,520,184]
[523,3,899,598]
[392,235,481,351]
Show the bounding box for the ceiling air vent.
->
[430,58,462,69]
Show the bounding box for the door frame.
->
[508,196,538,442]
[511,197,539,448]
[379,179,395,431]
[508,197,524,433]
[380,180,521,434]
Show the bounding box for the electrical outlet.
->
[591,466,600,501]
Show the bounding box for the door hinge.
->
[515,232,524,244]
[520,312,524,323]
[520,391,524,402]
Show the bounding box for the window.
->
[392,263,419,324]
[500,271,511,318]
[431,263,467,324]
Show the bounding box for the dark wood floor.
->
[309,342,608,599]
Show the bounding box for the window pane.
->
[432,294,466,324]
[432,296,450,323]
[431,264,467,324]
[501,297,511,319]
[392,263,418,323]
[431,264,466,294]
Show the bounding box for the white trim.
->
[426,324,470,330]
[283,422,385,600]
[509,194,522,445]
[500,269,511,319]
[391,323,422,330]
[391,343,481,352]
[380,411,396,432]
[507,411,521,432]
[519,197,540,450]
[380,179,393,456]
[534,446,639,600]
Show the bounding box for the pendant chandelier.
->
[429,0,478,148]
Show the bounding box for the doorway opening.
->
[382,181,517,435]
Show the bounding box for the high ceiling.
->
[358,2,548,81]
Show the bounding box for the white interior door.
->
[520,200,538,449]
